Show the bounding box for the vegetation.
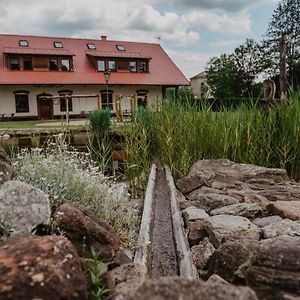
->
[12,134,139,248]
[122,91,300,187]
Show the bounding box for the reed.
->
[122,90,300,182]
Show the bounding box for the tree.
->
[206,54,243,99]
[232,39,266,96]
[263,0,300,86]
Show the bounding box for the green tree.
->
[263,0,300,86]
[232,39,266,96]
[207,54,242,99]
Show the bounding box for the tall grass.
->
[122,91,300,181]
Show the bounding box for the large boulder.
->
[261,219,300,239]
[267,201,300,221]
[187,192,240,212]
[246,235,300,300]
[210,203,262,219]
[54,202,120,260]
[109,276,258,300]
[0,146,13,184]
[187,220,208,246]
[207,239,261,283]
[203,215,261,247]
[0,235,88,300]
[176,159,288,195]
[252,215,283,228]
[0,180,51,235]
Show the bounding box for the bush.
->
[89,109,111,137]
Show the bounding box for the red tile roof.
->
[0,34,189,86]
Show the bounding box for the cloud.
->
[208,39,242,48]
[167,0,278,12]
[166,49,214,78]
[184,11,251,35]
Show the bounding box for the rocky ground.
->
[1,149,300,299]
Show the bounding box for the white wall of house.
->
[0,84,163,118]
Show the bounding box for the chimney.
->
[101,35,107,41]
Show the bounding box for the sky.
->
[0,0,279,79]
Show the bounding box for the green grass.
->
[0,119,89,129]
[122,90,300,187]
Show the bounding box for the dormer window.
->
[54,42,63,48]
[87,43,96,50]
[19,40,28,47]
[116,45,125,51]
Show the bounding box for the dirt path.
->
[150,166,179,278]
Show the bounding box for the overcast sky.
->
[0,0,279,78]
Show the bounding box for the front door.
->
[37,94,53,120]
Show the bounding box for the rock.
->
[0,180,50,235]
[0,146,11,165]
[191,237,215,270]
[203,215,261,247]
[244,194,271,210]
[182,206,209,225]
[267,201,300,221]
[110,276,258,300]
[187,220,208,246]
[54,202,120,260]
[262,219,300,239]
[105,263,147,295]
[113,250,132,266]
[246,235,300,300]
[0,235,88,300]
[207,274,230,285]
[210,203,262,219]
[207,239,261,283]
[252,215,283,228]
[176,159,288,195]
[187,192,240,212]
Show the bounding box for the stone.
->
[113,250,132,266]
[191,237,215,270]
[110,276,258,300]
[105,263,148,295]
[0,146,11,165]
[203,215,261,247]
[207,239,261,283]
[210,203,262,219]
[182,206,209,225]
[187,220,208,246]
[244,194,271,210]
[252,215,283,227]
[207,274,230,285]
[54,202,120,260]
[267,201,300,221]
[246,235,300,300]
[176,159,288,195]
[0,180,51,235]
[187,192,240,212]
[0,235,88,300]
[262,219,300,239]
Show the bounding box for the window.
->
[116,45,125,51]
[54,42,63,48]
[137,90,148,108]
[97,60,105,71]
[14,91,29,113]
[108,60,116,71]
[49,58,58,70]
[23,57,32,70]
[100,90,113,110]
[59,90,73,112]
[87,43,96,50]
[129,61,137,72]
[61,59,70,71]
[139,61,147,72]
[10,57,20,70]
[19,40,28,47]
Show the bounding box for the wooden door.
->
[37,94,53,120]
